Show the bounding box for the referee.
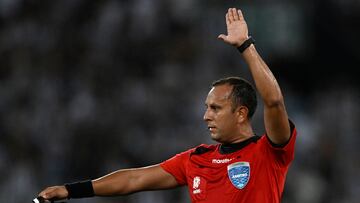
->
[37,8,296,203]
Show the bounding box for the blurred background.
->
[1,0,359,202]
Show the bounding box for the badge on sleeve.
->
[227,162,250,189]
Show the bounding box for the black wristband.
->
[237,36,255,53]
[64,180,95,199]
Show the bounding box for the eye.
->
[210,105,221,111]
[204,103,222,112]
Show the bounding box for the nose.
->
[203,108,212,122]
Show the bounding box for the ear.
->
[236,106,249,123]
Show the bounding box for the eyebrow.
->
[204,102,223,108]
[205,102,219,106]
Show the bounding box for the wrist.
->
[64,180,94,199]
[237,36,255,53]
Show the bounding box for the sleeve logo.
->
[193,176,201,189]
[227,162,250,189]
[190,176,207,200]
[192,176,201,194]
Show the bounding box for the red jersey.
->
[160,122,296,203]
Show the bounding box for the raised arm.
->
[38,164,178,201]
[218,8,290,145]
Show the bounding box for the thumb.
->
[217,34,227,41]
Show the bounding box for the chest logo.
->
[227,162,250,189]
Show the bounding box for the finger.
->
[238,9,245,21]
[40,190,54,200]
[218,34,227,41]
[226,13,230,26]
[228,8,235,23]
[38,191,48,199]
[38,192,46,199]
[232,8,239,21]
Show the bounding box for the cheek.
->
[227,114,240,127]
[218,114,237,130]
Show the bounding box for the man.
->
[37,8,296,203]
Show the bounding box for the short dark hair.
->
[212,77,257,118]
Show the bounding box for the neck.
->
[227,123,254,144]
[220,135,260,154]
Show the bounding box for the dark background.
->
[0,0,359,202]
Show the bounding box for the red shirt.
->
[160,122,296,203]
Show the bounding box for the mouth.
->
[208,126,216,132]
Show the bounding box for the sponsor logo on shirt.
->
[212,158,233,164]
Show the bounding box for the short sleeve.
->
[263,120,297,166]
[160,150,191,185]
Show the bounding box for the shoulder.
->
[160,144,217,172]
[164,144,218,161]
[258,120,297,165]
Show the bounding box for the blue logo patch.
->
[227,162,250,189]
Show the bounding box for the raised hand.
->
[218,8,249,47]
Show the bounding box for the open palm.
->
[218,8,249,47]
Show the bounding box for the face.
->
[203,84,241,143]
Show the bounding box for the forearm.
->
[242,45,284,107]
[92,169,139,196]
[92,164,178,196]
